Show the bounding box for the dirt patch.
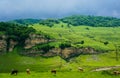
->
[92,65,120,72]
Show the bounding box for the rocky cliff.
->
[0,35,6,54]
[0,34,48,54]
[0,34,98,60]
[24,34,48,49]
[22,47,97,60]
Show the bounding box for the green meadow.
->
[0,51,120,78]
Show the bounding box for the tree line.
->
[60,15,120,27]
[39,19,60,27]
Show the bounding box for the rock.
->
[24,34,48,49]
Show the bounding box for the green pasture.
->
[0,71,120,78]
[0,50,120,77]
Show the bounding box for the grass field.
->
[0,50,120,78]
[1,71,120,78]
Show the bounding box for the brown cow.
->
[26,69,30,74]
[113,71,120,75]
[78,67,84,72]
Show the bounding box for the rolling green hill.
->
[31,23,120,51]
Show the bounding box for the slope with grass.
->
[31,23,120,52]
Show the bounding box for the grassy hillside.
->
[31,22,120,52]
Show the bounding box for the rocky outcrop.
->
[0,34,97,60]
[0,34,49,54]
[45,47,96,59]
[0,35,7,54]
[9,40,17,52]
[23,47,97,60]
[0,35,17,53]
[24,34,48,49]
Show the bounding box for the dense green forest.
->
[60,15,120,27]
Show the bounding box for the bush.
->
[104,41,109,45]
[59,43,71,49]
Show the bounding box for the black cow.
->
[11,69,18,75]
[51,69,56,74]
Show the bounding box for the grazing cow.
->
[26,69,30,74]
[113,71,120,75]
[11,69,18,75]
[78,67,84,72]
[51,69,56,74]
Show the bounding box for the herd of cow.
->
[11,69,30,75]
[10,69,58,75]
[10,67,84,75]
[10,67,120,76]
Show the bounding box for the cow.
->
[26,69,30,74]
[78,67,84,72]
[51,69,56,74]
[11,69,18,75]
[113,71,120,75]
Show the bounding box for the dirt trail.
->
[92,65,120,71]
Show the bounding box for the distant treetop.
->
[60,15,120,27]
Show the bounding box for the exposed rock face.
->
[0,35,7,54]
[0,40,6,54]
[9,40,17,52]
[46,47,96,59]
[24,34,47,49]
[0,34,97,60]
[0,34,48,54]
[0,35,17,53]
[23,47,96,60]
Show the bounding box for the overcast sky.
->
[0,0,120,21]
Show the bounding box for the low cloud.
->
[0,0,120,21]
